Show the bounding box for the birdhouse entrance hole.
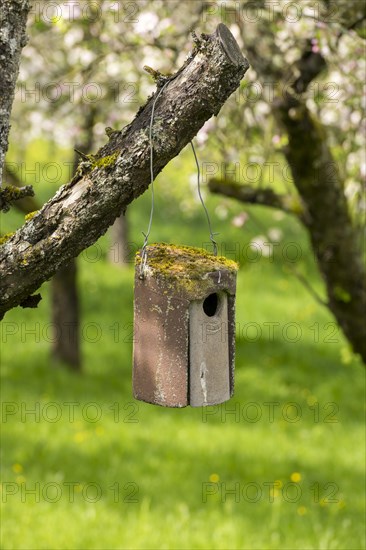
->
[203,293,219,317]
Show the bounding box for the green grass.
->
[1,152,365,549]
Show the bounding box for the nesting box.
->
[132,244,238,407]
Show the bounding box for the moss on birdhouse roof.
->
[136,243,238,279]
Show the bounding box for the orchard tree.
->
[1,0,203,368]
[1,0,365,364]
[209,1,366,363]
[0,2,249,316]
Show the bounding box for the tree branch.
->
[2,163,39,214]
[209,177,327,308]
[0,184,35,212]
[286,264,328,308]
[208,177,306,219]
[0,24,249,318]
[0,0,30,186]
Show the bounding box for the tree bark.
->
[0,0,30,185]
[0,24,249,318]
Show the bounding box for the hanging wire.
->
[190,140,219,256]
[139,82,219,278]
[140,80,170,279]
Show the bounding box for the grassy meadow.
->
[0,146,365,549]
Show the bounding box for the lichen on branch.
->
[0,184,35,212]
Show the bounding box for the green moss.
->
[136,242,238,286]
[135,243,238,297]
[3,185,22,198]
[0,232,15,245]
[91,151,119,170]
[24,210,39,221]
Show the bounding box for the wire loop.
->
[139,81,169,279]
[139,82,219,279]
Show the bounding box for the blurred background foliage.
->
[1,1,365,548]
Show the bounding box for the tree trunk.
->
[275,96,366,363]
[51,259,80,368]
[211,17,366,364]
[0,24,249,318]
[49,104,98,370]
[0,0,30,185]
[108,213,129,266]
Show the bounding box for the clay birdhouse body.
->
[133,243,238,407]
